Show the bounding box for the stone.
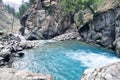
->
[74,11,81,26]
[0,68,54,80]
[0,68,15,80]
[113,38,120,56]
[12,70,53,80]
[53,31,79,41]
[81,62,120,80]
[19,41,33,49]
[14,52,24,57]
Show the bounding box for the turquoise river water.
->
[13,40,120,80]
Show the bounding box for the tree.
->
[29,0,34,5]
[19,2,29,18]
[5,5,16,15]
[61,0,102,24]
[17,0,35,18]
[61,0,102,14]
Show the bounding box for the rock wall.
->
[20,0,72,40]
[78,6,120,53]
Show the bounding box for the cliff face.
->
[79,7,119,50]
[78,1,120,54]
[0,1,21,35]
[20,0,120,55]
[20,0,72,40]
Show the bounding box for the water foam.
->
[66,50,120,67]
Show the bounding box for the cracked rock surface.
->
[81,62,120,80]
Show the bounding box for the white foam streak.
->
[66,50,120,67]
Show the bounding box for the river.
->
[13,40,120,80]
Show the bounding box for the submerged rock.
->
[81,62,120,80]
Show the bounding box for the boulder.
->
[0,68,15,80]
[19,41,36,49]
[0,68,54,80]
[81,62,120,80]
[53,31,79,41]
[12,70,53,80]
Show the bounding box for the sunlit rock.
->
[81,62,120,80]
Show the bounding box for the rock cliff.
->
[79,1,120,50]
[20,0,120,55]
[20,0,72,40]
[77,0,120,55]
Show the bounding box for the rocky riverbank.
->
[0,34,35,67]
[0,68,53,80]
[0,33,55,80]
[81,62,120,80]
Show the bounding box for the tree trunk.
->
[11,16,14,33]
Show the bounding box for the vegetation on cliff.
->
[61,0,102,13]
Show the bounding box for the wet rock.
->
[19,41,35,49]
[53,31,79,41]
[81,62,120,80]
[14,52,24,57]
[79,8,116,50]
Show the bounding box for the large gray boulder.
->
[81,62,120,80]
[0,68,53,80]
[12,70,53,80]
